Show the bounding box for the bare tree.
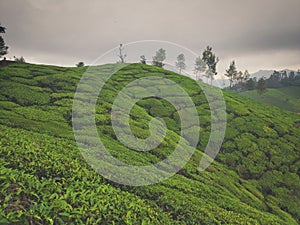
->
[118,44,127,63]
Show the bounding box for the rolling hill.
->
[0,61,300,224]
[240,86,300,113]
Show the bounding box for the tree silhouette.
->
[257,78,267,95]
[152,48,166,68]
[0,23,6,33]
[118,44,126,63]
[194,56,206,80]
[0,23,8,58]
[175,53,186,74]
[225,61,238,89]
[140,55,146,64]
[76,62,85,67]
[202,46,219,84]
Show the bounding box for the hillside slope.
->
[0,62,300,224]
[240,86,300,113]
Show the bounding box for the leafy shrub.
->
[0,82,50,106]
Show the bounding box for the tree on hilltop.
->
[202,46,219,85]
[152,48,166,68]
[194,56,206,81]
[118,44,127,63]
[175,53,186,74]
[225,61,238,89]
[140,55,146,64]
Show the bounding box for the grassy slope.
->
[0,62,299,224]
[240,86,300,113]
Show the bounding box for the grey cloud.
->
[0,0,299,72]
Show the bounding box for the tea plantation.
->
[0,62,300,224]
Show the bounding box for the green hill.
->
[240,86,300,113]
[0,62,300,224]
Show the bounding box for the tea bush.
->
[1,62,299,224]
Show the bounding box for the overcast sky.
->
[0,0,300,76]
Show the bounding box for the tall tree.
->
[202,46,219,84]
[118,43,126,63]
[152,48,166,68]
[243,70,250,82]
[236,71,243,86]
[205,68,214,84]
[225,61,238,89]
[238,70,250,91]
[288,71,295,80]
[0,37,8,58]
[175,53,186,74]
[194,56,206,81]
[0,23,8,58]
[257,78,267,95]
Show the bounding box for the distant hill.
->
[250,69,297,80]
[249,69,274,80]
[0,62,300,224]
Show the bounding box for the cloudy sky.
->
[0,0,300,76]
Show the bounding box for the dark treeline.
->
[228,70,300,93]
[264,70,300,88]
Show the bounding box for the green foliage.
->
[0,101,19,109]
[240,86,300,113]
[0,126,174,225]
[0,81,51,106]
[0,62,299,224]
[220,90,300,222]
